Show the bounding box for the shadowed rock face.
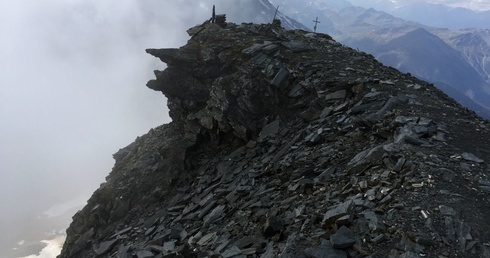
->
[59,21,490,258]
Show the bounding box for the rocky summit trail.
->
[58,20,490,258]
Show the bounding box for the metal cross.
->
[313,17,320,33]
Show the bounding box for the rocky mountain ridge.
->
[59,20,490,258]
[270,1,490,119]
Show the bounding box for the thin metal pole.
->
[272,5,279,22]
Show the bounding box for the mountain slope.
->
[348,0,490,29]
[434,28,490,85]
[269,1,490,119]
[376,28,490,108]
[59,21,490,258]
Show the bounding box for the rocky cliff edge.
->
[59,21,490,258]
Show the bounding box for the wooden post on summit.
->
[272,5,281,27]
[313,17,320,33]
[272,5,279,23]
[212,5,216,23]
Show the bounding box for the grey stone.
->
[330,226,357,249]
[222,245,242,258]
[242,43,266,56]
[136,250,154,258]
[281,40,311,52]
[347,145,385,174]
[281,233,308,258]
[461,152,484,163]
[305,239,348,258]
[111,226,132,239]
[400,252,420,258]
[445,217,455,242]
[439,205,456,216]
[163,240,176,252]
[259,120,280,141]
[259,242,275,258]
[325,90,347,102]
[365,96,408,123]
[362,211,386,233]
[203,205,225,225]
[271,68,289,87]
[94,239,118,255]
[263,216,283,237]
[262,44,280,54]
[197,232,217,246]
[394,124,427,145]
[323,201,354,227]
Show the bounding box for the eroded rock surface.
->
[59,21,490,258]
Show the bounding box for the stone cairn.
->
[211,5,227,28]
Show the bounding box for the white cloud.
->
[0,0,200,253]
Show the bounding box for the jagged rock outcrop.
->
[59,21,490,258]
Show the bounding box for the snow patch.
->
[18,235,65,258]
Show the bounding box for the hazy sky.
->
[0,0,209,251]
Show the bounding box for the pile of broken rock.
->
[58,21,490,258]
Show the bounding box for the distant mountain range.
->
[270,0,490,119]
[348,0,490,29]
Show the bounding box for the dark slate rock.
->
[325,90,347,102]
[330,226,357,249]
[445,217,456,242]
[281,40,311,52]
[323,201,354,227]
[146,48,198,67]
[281,233,308,258]
[362,211,386,233]
[436,168,456,182]
[262,44,280,54]
[305,239,348,258]
[271,68,289,87]
[347,145,385,174]
[335,215,352,227]
[439,205,456,216]
[136,250,155,258]
[263,216,283,237]
[413,233,435,246]
[221,245,242,258]
[289,84,305,97]
[259,243,275,258]
[365,96,408,123]
[242,43,266,56]
[480,181,490,193]
[392,157,406,172]
[259,120,280,141]
[399,252,420,258]
[394,116,417,125]
[394,124,427,145]
[461,152,484,163]
[117,245,131,258]
[94,239,118,255]
[233,236,261,249]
